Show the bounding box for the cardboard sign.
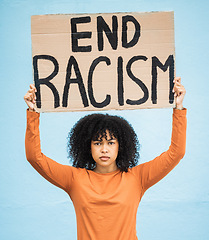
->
[31,11,175,112]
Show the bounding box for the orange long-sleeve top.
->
[25,108,187,240]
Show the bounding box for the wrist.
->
[28,107,36,112]
[175,104,184,110]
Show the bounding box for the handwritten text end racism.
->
[32,13,175,110]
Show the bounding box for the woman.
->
[24,77,186,240]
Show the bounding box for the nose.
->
[101,144,108,153]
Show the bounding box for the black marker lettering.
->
[97,16,118,51]
[33,55,60,108]
[88,56,111,108]
[117,56,124,106]
[71,16,92,52]
[62,56,89,107]
[126,56,148,105]
[151,55,174,104]
[122,15,141,48]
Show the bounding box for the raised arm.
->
[132,77,187,192]
[24,85,73,191]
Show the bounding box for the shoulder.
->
[129,164,143,172]
[128,164,143,176]
[69,166,89,178]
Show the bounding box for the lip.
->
[100,156,110,161]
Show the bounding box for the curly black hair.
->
[67,113,140,172]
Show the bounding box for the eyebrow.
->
[92,138,117,142]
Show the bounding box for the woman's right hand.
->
[24,84,37,111]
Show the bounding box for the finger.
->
[24,94,31,102]
[28,88,36,100]
[24,94,28,101]
[28,94,33,102]
[25,92,34,102]
[32,89,36,101]
[32,94,36,103]
[172,85,179,93]
[173,82,185,96]
[30,84,37,92]
[175,86,185,93]
[175,82,181,86]
[174,83,185,91]
[29,92,36,103]
[174,77,181,83]
[28,89,35,94]
[172,86,178,93]
[174,86,182,92]
[176,89,186,98]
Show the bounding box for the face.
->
[91,130,119,173]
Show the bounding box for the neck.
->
[93,165,118,174]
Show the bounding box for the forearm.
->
[168,108,187,160]
[25,109,73,191]
[25,109,42,163]
[141,108,187,191]
[157,108,187,171]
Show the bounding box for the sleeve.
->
[132,108,187,192]
[25,109,74,192]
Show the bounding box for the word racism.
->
[31,12,175,112]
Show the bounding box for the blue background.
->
[0,0,209,239]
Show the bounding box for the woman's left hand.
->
[172,77,186,109]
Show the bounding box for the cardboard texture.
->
[31,11,175,112]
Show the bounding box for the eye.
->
[108,141,115,145]
[94,142,101,146]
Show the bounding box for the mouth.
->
[99,156,110,161]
